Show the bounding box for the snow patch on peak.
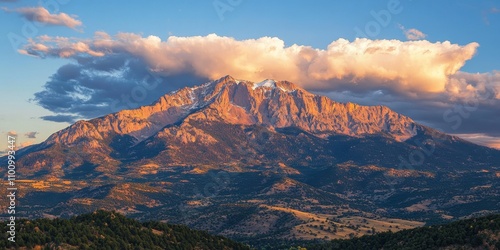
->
[252,79,297,92]
[252,79,277,90]
[190,79,215,91]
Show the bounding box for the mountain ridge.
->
[43,75,420,148]
[2,75,500,244]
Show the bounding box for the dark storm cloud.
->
[32,54,209,122]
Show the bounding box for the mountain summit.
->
[45,75,416,147]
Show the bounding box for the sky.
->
[1,0,500,153]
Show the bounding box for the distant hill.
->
[0,210,250,250]
[304,214,500,250]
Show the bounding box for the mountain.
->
[2,75,500,245]
[0,210,250,249]
[19,75,418,173]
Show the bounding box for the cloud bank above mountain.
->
[23,33,481,95]
[20,33,500,148]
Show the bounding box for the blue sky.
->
[1,0,500,151]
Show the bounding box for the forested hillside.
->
[1,210,250,250]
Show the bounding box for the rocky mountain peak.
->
[44,75,419,148]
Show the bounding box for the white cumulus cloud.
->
[22,33,479,97]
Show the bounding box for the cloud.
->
[4,7,82,30]
[24,33,478,96]
[32,58,207,123]
[40,114,85,123]
[482,7,500,25]
[25,131,38,138]
[404,29,427,40]
[398,24,427,40]
[446,71,500,101]
[0,0,19,2]
[324,71,500,141]
[19,140,34,149]
[451,133,500,150]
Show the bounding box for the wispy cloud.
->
[40,114,82,123]
[482,7,500,25]
[451,133,500,150]
[19,140,34,148]
[24,131,38,138]
[398,24,427,40]
[404,29,427,40]
[3,6,82,30]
